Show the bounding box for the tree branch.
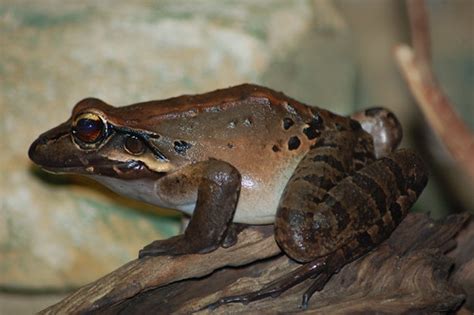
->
[395,0,474,179]
[40,213,470,314]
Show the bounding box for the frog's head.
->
[29,98,176,184]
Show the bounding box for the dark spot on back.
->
[227,143,234,149]
[272,145,280,152]
[303,113,324,140]
[174,140,192,155]
[309,113,324,130]
[310,110,323,126]
[288,136,301,150]
[283,118,294,130]
[303,127,320,140]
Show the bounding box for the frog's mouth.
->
[33,156,164,180]
[43,160,162,179]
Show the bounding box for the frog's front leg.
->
[139,159,241,258]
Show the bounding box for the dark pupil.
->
[74,118,104,143]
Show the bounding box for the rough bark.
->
[40,212,472,314]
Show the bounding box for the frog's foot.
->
[206,255,335,310]
[139,235,215,258]
[300,271,333,308]
[221,223,248,248]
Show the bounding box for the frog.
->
[28,83,428,308]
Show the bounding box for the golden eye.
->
[72,113,106,144]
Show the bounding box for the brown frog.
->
[28,84,428,308]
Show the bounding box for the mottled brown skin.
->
[28,84,428,308]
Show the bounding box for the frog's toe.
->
[300,271,332,309]
[138,246,166,258]
[138,235,188,258]
[138,243,167,258]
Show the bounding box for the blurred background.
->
[0,0,472,313]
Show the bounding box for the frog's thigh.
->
[140,159,241,257]
[275,131,365,262]
[276,148,427,263]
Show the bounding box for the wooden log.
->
[40,212,471,314]
[450,218,474,312]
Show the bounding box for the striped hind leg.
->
[207,149,427,309]
[275,129,375,263]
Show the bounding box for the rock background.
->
[0,0,472,313]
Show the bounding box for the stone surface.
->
[1,0,341,291]
[0,293,68,315]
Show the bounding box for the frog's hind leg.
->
[275,129,374,263]
[207,149,427,310]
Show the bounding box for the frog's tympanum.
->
[29,84,428,308]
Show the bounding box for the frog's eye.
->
[72,113,107,144]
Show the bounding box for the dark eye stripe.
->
[112,126,168,161]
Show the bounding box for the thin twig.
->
[395,0,474,178]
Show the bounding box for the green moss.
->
[1,6,91,28]
[246,25,267,41]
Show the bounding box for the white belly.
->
[90,165,293,225]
